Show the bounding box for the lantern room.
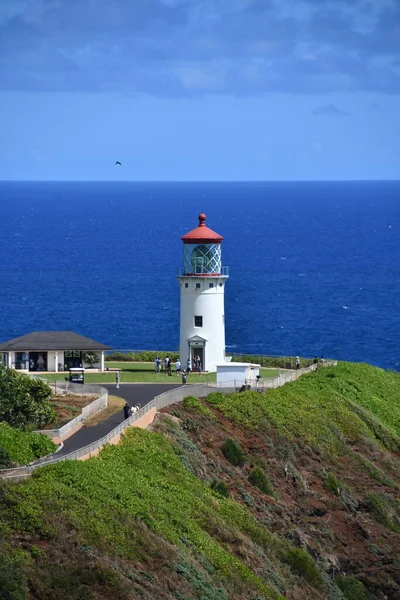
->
[180,213,227,276]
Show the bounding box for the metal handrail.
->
[176,266,229,277]
[0,382,236,477]
[0,363,337,480]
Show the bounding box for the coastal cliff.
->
[0,363,399,599]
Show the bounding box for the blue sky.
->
[0,0,399,181]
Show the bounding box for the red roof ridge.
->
[181,213,223,243]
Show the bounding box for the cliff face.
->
[0,363,399,600]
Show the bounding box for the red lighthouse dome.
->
[181,213,223,244]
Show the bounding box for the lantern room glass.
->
[183,243,221,275]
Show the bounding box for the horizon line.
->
[1,179,400,184]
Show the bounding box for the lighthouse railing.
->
[176,266,229,277]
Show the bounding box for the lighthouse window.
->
[185,283,188,288]
[219,283,223,287]
[195,283,201,290]
[194,316,203,328]
[209,283,214,288]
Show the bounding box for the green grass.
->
[205,362,400,455]
[260,368,279,378]
[40,362,278,384]
[0,428,293,599]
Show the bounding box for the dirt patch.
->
[43,395,96,428]
[83,395,125,427]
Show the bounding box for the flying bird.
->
[115,161,121,166]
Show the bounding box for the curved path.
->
[56,383,181,456]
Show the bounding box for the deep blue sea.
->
[0,181,399,370]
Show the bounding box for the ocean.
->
[0,180,399,370]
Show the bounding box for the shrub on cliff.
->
[183,395,214,417]
[248,467,274,495]
[0,552,28,600]
[0,366,55,429]
[0,423,56,465]
[282,548,323,589]
[0,446,12,469]
[210,479,230,498]
[221,438,246,467]
[206,392,224,405]
[335,575,369,600]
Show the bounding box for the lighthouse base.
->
[183,335,229,373]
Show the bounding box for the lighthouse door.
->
[191,347,204,372]
[188,335,206,371]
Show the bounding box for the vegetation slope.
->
[0,367,57,467]
[0,362,399,600]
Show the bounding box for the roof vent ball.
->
[198,213,206,226]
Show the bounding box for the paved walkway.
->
[56,383,181,456]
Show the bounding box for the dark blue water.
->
[1,181,399,370]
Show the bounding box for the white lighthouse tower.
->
[178,213,229,372]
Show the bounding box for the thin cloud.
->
[0,0,398,95]
[313,104,348,116]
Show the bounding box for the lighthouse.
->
[178,213,229,372]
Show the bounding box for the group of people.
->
[296,356,323,370]
[190,355,202,373]
[154,356,172,376]
[154,356,203,376]
[123,402,140,419]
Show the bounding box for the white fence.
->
[0,382,240,481]
[36,380,105,396]
[32,383,108,442]
[0,363,336,482]
[257,363,318,389]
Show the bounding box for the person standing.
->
[181,371,187,387]
[116,371,121,388]
[187,358,191,373]
[295,357,300,370]
[176,359,181,375]
[123,402,130,419]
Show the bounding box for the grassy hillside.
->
[0,362,399,600]
[205,362,400,455]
